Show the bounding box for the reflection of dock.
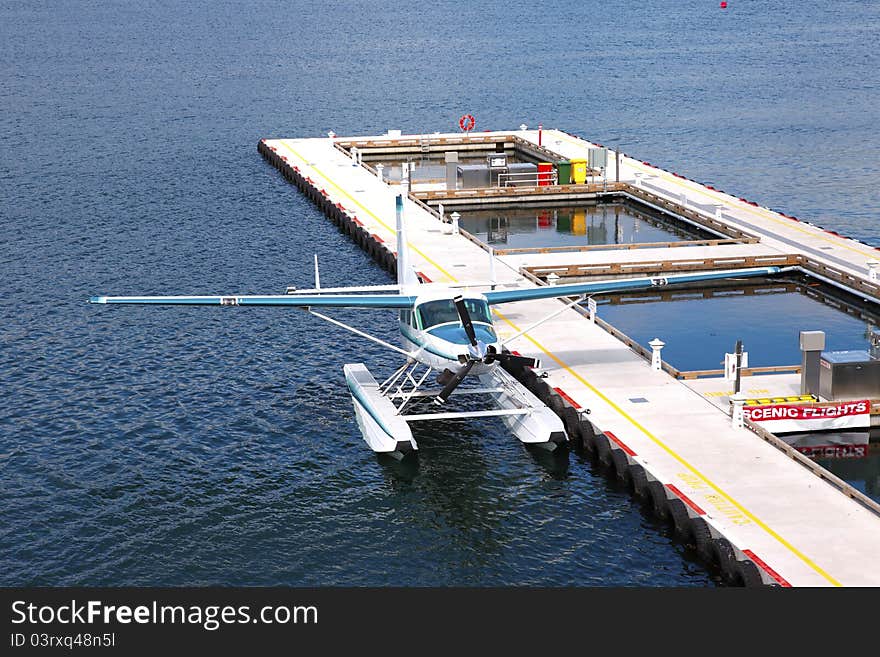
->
[259,129,880,587]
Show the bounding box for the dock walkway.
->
[544,129,880,292]
[262,131,880,586]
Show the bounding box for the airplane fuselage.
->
[397,290,502,374]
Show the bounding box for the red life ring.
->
[458,114,475,132]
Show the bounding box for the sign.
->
[743,400,871,434]
[587,297,597,314]
[723,351,748,381]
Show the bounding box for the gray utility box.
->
[588,147,608,169]
[818,350,880,400]
[504,162,538,186]
[487,153,508,186]
[457,164,489,189]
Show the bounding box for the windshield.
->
[416,298,491,329]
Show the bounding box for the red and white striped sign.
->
[744,400,870,434]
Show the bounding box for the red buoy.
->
[720,1,727,7]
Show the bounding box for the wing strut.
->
[307,309,414,358]
[503,294,587,347]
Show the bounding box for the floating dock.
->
[258,129,880,586]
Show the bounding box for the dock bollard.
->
[715,205,723,220]
[440,205,451,234]
[868,260,879,283]
[351,146,359,166]
[375,164,385,182]
[649,338,665,371]
[450,211,460,236]
[633,173,642,188]
[731,392,746,429]
[680,192,687,207]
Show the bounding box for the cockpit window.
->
[416,299,492,329]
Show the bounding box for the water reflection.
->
[815,442,880,503]
[524,443,570,480]
[458,202,712,249]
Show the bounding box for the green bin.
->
[556,160,572,185]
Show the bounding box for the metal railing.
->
[497,170,557,187]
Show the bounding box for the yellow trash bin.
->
[571,158,588,184]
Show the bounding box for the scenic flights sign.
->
[744,399,871,434]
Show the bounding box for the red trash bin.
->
[537,162,553,186]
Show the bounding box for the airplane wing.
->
[88,293,417,308]
[484,266,784,305]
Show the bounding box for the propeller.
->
[453,295,478,347]
[435,360,475,405]
[434,297,540,405]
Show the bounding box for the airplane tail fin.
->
[395,194,421,289]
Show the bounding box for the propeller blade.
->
[434,360,475,405]
[453,295,478,347]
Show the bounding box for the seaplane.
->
[90,195,783,459]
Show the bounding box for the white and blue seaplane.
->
[90,195,782,458]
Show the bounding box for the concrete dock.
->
[259,129,880,586]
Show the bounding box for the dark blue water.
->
[2,1,878,586]
[598,280,879,371]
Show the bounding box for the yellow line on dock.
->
[277,140,457,283]
[491,307,842,587]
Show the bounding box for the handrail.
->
[497,170,558,187]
